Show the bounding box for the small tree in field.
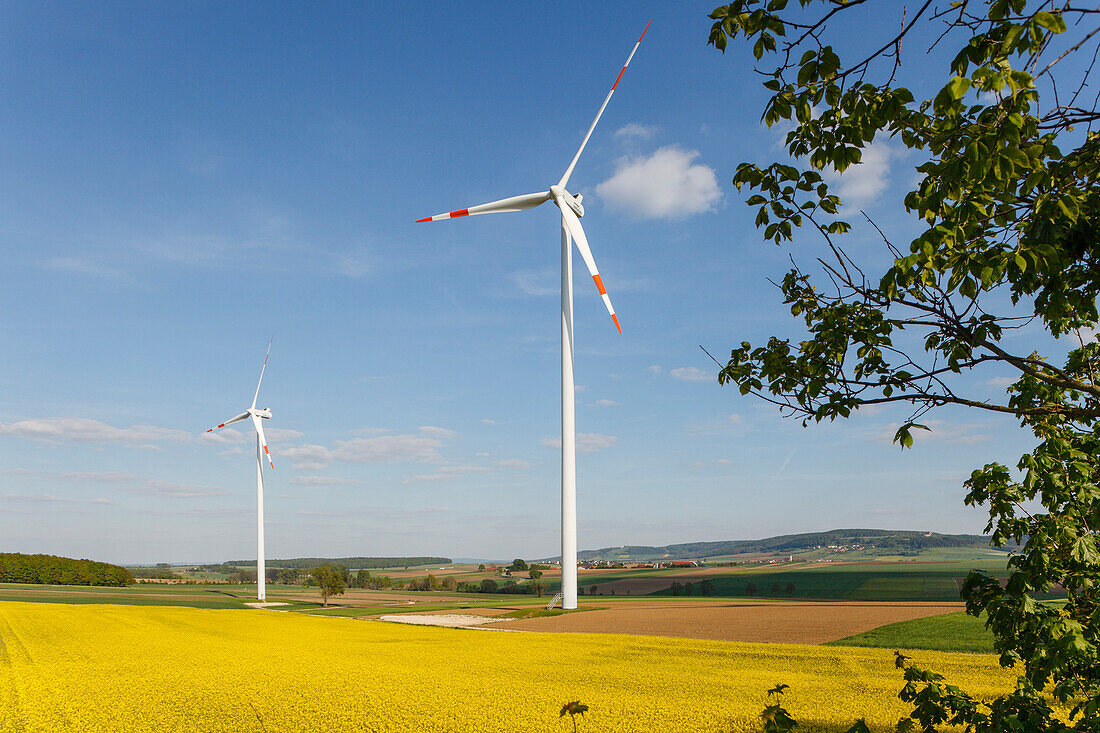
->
[308,564,347,607]
[528,568,544,596]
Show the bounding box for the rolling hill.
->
[574,529,1008,562]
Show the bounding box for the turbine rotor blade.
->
[554,196,621,334]
[206,412,250,432]
[415,191,551,223]
[252,414,274,471]
[557,20,651,190]
[251,337,272,410]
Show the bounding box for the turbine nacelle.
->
[549,185,584,218]
[249,407,272,419]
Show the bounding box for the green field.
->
[572,557,1020,602]
[0,581,556,617]
[827,612,996,653]
[0,582,253,608]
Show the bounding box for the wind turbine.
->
[415,23,649,610]
[205,339,274,602]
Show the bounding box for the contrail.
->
[775,448,797,477]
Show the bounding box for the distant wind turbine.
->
[205,339,274,602]
[415,23,650,610]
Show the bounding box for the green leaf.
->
[1033,11,1066,33]
[947,75,972,100]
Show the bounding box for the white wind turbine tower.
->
[205,339,275,602]
[415,23,649,610]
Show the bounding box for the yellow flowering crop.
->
[0,601,1016,732]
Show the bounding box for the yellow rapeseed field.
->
[0,601,1016,732]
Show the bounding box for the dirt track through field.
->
[486,600,965,644]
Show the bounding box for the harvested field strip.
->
[0,601,1017,732]
[492,600,966,644]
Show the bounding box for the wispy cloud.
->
[495,458,534,470]
[125,480,228,498]
[0,492,116,507]
[418,426,457,439]
[596,146,721,219]
[0,417,189,445]
[670,367,712,382]
[871,420,992,446]
[541,433,618,454]
[290,476,355,486]
[60,471,138,483]
[280,426,456,470]
[42,256,127,280]
[593,399,619,407]
[614,123,660,141]
[199,427,246,445]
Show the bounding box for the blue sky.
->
[0,2,1068,564]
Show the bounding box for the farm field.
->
[828,611,996,653]
[579,558,1017,602]
[487,600,967,644]
[0,601,1017,732]
[0,582,252,609]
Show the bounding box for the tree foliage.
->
[308,563,348,607]
[0,553,132,586]
[707,0,1100,730]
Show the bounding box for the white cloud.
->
[418,426,457,439]
[265,428,304,442]
[646,365,662,375]
[42,256,126,279]
[541,433,618,454]
[728,414,743,424]
[334,434,443,462]
[670,367,712,382]
[986,376,1016,388]
[824,141,896,206]
[349,427,392,437]
[290,476,355,486]
[614,123,660,141]
[871,420,992,446]
[60,471,138,483]
[495,458,534,470]
[716,458,733,465]
[594,399,619,407]
[1,493,67,502]
[126,480,227,498]
[400,462,487,483]
[280,444,332,471]
[199,427,246,444]
[596,146,721,219]
[481,419,499,425]
[281,428,454,470]
[0,417,189,445]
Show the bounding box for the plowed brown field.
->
[486,600,964,644]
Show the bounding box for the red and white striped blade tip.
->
[416,208,469,223]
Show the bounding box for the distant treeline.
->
[227,557,452,570]
[578,528,1012,561]
[128,567,179,579]
[0,553,133,586]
